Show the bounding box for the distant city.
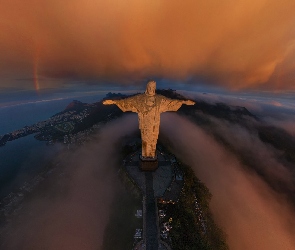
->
[0,93,127,147]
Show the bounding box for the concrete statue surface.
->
[103,80,195,159]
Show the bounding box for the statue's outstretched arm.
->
[160,96,195,112]
[181,100,195,105]
[103,99,116,105]
[103,96,138,112]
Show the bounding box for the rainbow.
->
[33,44,41,92]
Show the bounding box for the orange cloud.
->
[0,0,295,90]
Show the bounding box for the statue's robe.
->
[115,94,183,157]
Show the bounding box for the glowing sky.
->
[1,0,295,91]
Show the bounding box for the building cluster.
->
[50,108,90,124]
[133,209,143,247]
[0,175,44,220]
[134,228,142,239]
[62,126,98,147]
[1,108,91,144]
[159,211,173,240]
[9,125,38,140]
[158,164,184,204]
[194,195,207,234]
[50,122,101,146]
[135,209,143,218]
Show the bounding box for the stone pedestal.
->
[140,154,158,171]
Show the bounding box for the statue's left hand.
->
[103,99,116,105]
[183,100,195,105]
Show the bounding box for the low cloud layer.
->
[206,115,295,200]
[263,117,295,137]
[1,0,295,90]
[161,113,295,250]
[179,89,295,138]
[0,114,138,250]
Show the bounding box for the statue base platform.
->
[139,154,158,171]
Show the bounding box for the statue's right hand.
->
[103,100,115,105]
[183,100,195,105]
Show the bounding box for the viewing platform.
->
[123,150,183,250]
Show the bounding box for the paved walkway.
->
[145,172,159,250]
[125,151,173,197]
[124,150,174,250]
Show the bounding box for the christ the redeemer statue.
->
[103,80,195,160]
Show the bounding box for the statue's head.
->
[145,80,156,96]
